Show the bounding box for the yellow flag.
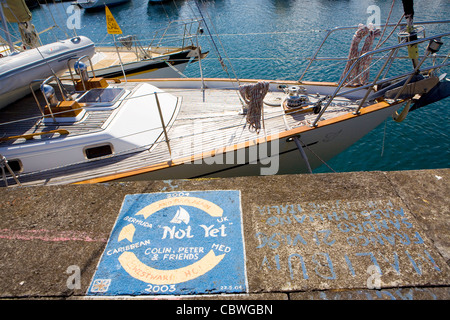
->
[105,6,122,34]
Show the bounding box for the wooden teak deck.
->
[0,79,365,187]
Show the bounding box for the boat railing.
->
[154,92,172,160]
[299,19,450,82]
[309,28,450,127]
[29,76,70,123]
[148,18,203,50]
[106,18,204,59]
[67,55,97,91]
[0,154,21,187]
[326,60,450,100]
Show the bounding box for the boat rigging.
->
[0,0,448,187]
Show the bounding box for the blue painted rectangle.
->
[87,190,247,296]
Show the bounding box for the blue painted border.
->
[87,190,247,296]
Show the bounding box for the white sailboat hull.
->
[0,77,427,187]
[0,12,447,187]
[111,99,400,181]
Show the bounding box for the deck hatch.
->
[78,88,125,107]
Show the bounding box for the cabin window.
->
[84,144,113,159]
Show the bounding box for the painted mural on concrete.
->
[87,190,247,296]
[252,198,447,291]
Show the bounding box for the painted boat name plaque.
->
[88,190,247,296]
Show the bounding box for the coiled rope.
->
[340,24,370,84]
[340,23,381,86]
[357,26,381,85]
[239,82,269,133]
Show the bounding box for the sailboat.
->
[170,207,190,225]
[0,0,448,187]
[0,0,95,110]
[90,18,207,79]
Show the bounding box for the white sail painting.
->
[170,207,190,225]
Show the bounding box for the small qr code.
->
[90,279,111,293]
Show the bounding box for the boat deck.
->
[0,82,141,145]
[0,81,358,186]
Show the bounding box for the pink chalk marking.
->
[0,228,107,242]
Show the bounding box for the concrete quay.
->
[0,169,449,300]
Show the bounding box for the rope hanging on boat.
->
[341,24,381,86]
[340,24,369,84]
[358,26,381,85]
[239,82,269,133]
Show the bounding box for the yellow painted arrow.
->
[118,224,135,242]
[118,250,225,285]
[136,197,223,219]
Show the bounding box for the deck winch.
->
[283,85,309,108]
[281,85,322,114]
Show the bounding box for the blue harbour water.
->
[24,0,449,173]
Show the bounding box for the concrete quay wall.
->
[0,169,449,300]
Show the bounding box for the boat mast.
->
[402,0,414,29]
[401,0,419,68]
[0,0,15,53]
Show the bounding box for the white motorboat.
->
[73,0,131,10]
[0,2,449,187]
[0,36,95,110]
